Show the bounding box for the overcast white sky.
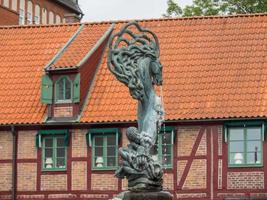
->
[78,0,193,22]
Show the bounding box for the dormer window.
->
[41,74,80,105]
[55,76,72,103]
[41,73,80,120]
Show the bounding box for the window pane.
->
[65,79,71,100]
[162,155,172,166]
[229,141,244,152]
[58,79,64,100]
[44,157,54,169]
[229,128,244,140]
[247,152,261,164]
[45,148,53,158]
[107,135,116,146]
[56,157,66,168]
[107,157,116,167]
[44,138,53,147]
[3,0,9,7]
[107,147,116,156]
[162,133,172,144]
[12,0,17,11]
[247,127,261,140]
[95,137,103,146]
[95,156,104,168]
[57,148,65,157]
[95,147,103,157]
[57,137,65,147]
[150,145,158,155]
[49,11,54,24]
[247,141,261,152]
[229,152,244,165]
[162,145,172,154]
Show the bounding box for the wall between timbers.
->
[0,124,266,200]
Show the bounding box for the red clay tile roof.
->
[80,14,267,123]
[0,14,266,125]
[0,23,111,125]
[47,23,111,70]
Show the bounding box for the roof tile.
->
[81,14,267,123]
[0,24,80,124]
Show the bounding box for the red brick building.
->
[0,0,83,25]
[0,13,266,200]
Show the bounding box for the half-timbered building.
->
[0,13,266,200]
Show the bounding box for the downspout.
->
[11,125,17,200]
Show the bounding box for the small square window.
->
[227,126,263,167]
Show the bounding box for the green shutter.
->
[36,129,69,148]
[73,74,80,103]
[41,75,53,104]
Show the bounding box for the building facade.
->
[0,14,266,200]
[0,0,83,25]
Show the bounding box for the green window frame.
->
[55,76,73,103]
[42,135,67,171]
[36,130,69,171]
[154,126,175,169]
[225,121,264,167]
[87,128,119,170]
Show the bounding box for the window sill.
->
[92,167,118,171]
[42,168,67,172]
[228,164,263,168]
[55,100,72,104]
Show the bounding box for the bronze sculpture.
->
[108,21,165,192]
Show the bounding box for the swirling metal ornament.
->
[108,21,164,191]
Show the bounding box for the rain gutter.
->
[11,125,17,200]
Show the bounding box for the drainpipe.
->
[11,125,17,200]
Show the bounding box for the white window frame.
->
[34,4,40,24]
[11,0,17,11]
[19,0,25,25]
[3,0,9,8]
[26,1,33,25]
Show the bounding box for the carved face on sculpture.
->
[150,59,163,86]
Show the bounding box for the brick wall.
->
[177,160,187,184]
[177,126,200,156]
[71,161,87,190]
[17,163,37,191]
[18,131,37,159]
[0,0,80,26]
[0,131,12,159]
[41,175,67,191]
[163,173,174,190]
[0,163,12,191]
[30,0,80,24]
[196,130,207,155]
[0,5,19,25]
[227,172,264,189]
[0,125,267,199]
[72,129,87,157]
[183,159,207,189]
[91,174,118,191]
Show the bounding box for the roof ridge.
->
[45,24,85,71]
[1,12,266,30]
[0,22,83,29]
[82,12,267,25]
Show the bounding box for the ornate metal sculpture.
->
[108,21,164,191]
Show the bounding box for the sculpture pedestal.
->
[116,191,173,200]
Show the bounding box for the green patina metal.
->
[108,21,165,192]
